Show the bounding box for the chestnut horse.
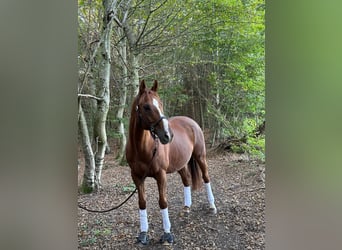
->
[126,80,217,245]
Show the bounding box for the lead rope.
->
[78,137,158,213]
[78,188,137,213]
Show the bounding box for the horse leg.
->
[178,167,192,214]
[156,170,174,245]
[131,174,149,245]
[194,154,217,214]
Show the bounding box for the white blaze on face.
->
[153,98,170,136]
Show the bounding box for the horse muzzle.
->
[156,127,173,144]
[151,116,173,144]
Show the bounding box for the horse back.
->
[169,115,205,138]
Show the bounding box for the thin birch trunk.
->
[86,76,97,145]
[94,0,116,188]
[121,0,140,98]
[131,53,140,97]
[79,104,96,193]
[116,36,128,164]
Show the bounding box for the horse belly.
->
[167,138,193,173]
[166,116,202,173]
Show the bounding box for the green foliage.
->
[106,115,129,139]
[228,134,264,161]
[231,144,246,154]
[80,226,111,247]
[80,237,97,246]
[195,0,265,148]
[81,182,94,194]
[243,118,257,135]
[122,183,136,193]
[247,136,265,161]
[159,83,190,115]
[93,228,111,236]
[238,118,265,160]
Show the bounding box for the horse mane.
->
[129,88,159,132]
[128,95,139,139]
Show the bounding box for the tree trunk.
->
[79,104,96,193]
[85,76,97,145]
[116,36,128,164]
[93,0,115,189]
[121,0,140,98]
[131,53,140,97]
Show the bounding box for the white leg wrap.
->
[184,186,192,207]
[205,182,215,207]
[161,208,171,233]
[139,209,148,232]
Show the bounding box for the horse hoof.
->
[136,231,149,245]
[159,232,174,245]
[209,206,217,215]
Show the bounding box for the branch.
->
[134,0,170,49]
[78,37,103,94]
[121,0,131,24]
[113,16,122,27]
[138,7,178,49]
[78,94,104,102]
[150,0,169,14]
[135,9,152,46]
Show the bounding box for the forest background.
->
[2,1,341,250]
[78,0,265,192]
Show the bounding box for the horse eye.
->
[143,104,151,111]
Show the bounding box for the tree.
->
[78,0,118,191]
[114,30,128,164]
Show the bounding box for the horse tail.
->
[188,156,202,191]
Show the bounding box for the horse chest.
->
[129,156,168,176]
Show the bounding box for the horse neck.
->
[128,107,154,154]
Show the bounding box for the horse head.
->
[136,80,174,144]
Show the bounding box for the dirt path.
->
[78,153,265,249]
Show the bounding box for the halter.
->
[149,116,167,139]
[136,105,167,140]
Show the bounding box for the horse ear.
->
[151,80,158,92]
[139,79,146,95]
